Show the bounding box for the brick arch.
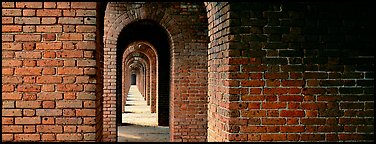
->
[124,53,150,100]
[122,41,158,113]
[102,2,209,142]
[124,53,152,108]
[128,61,146,98]
[122,54,150,114]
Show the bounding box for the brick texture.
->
[206,2,374,142]
[2,1,373,143]
[2,2,97,142]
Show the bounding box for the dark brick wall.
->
[206,1,374,142]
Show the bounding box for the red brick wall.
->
[206,2,374,142]
[3,1,373,143]
[2,2,98,142]
[205,2,232,141]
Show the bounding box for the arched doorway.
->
[102,2,209,142]
[131,73,136,85]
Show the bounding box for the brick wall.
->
[2,2,98,142]
[205,2,232,141]
[206,2,374,142]
[3,1,372,142]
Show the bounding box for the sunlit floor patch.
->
[118,85,169,142]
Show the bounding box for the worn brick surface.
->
[206,2,373,142]
[2,1,373,143]
[2,2,98,142]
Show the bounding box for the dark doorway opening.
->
[131,73,136,85]
[116,19,171,127]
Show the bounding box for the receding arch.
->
[102,2,209,142]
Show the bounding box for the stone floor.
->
[117,85,169,142]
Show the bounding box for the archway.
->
[102,2,209,142]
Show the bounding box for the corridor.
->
[117,85,169,142]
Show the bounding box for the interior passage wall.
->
[207,2,374,142]
[2,2,99,142]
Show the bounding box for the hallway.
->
[117,85,169,142]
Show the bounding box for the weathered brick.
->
[56,100,82,108]
[2,117,15,124]
[23,60,37,67]
[57,2,70,8]
[2,25,22,32]
[71,2,96,9]
[58,17,83,24]
[36,25,62,32]
[36,109,62,116]
[42,117,55,124]
[2,68,14,75]
[36,42,62,50]
[261,134,287,141]
[56,133,83,141]
[16,101,42,108]
[77,60,96,66]
[16,2,43,8]
[23,109,36,116]
[37,125,63,133]
[15,51,41,59]
[41,134,56,141]
[77,125,95,132]
[76,109,95,116]
[76,10,96,16]
[57,67,84,75]
[17,85,41,92]
[83,133,96,141]
[36,9,62,16]
[2,109,22,116]
[15,117,41,124]
[2,2,15,8]
[280,110,305,117]
[42,101,55,108]
[76,25,96,32]
[41,17,57,24]
[2,93,22,100]
[42,34,57,41]
[56,118,82,125]
[14,134,40,141]
[23,9,36,16]
[36,76,62,84]
[2,34,14,41]
[42,68,56,75]
[43,2,57,8]
[2,100,15,108]
[14,34,41,42]
[2,9,22,16]
[76,41,96,50]
[14,17,40,24]
[2,43,22,50]
[63,126,77,132]
[63,109,76,116]
[2,85,15,92]
[56,50,83,58]
[37,60,64,67]
[2,60,22,67]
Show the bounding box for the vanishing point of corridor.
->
[117,85,169,142]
